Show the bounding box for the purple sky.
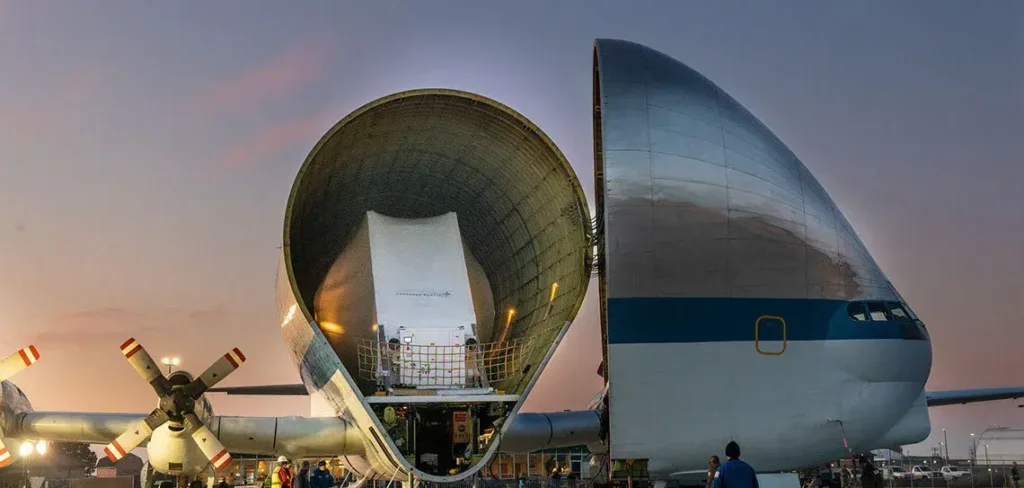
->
[0,1,1021,458]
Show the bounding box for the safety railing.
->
[357,338,528,389]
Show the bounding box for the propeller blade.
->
[184,413,232,471]
[103,409,169,463]
[0,345,40,383]
[185,348,245,398]
[0,441,11,468]
[119,338,170,396]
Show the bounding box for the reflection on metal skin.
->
[499,410,603,454]
[213,416,364,457]
[17,412,146,445]
[593,39,898,301]
[15,412,366,458]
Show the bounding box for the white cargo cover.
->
[366,211,477,388]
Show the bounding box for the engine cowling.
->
[147,423,210,476]
[0,380,35,458]
[0,381,34,425]
[146,371,218,476]
[0,346,42,468]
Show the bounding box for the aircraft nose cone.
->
[829,338,932,383]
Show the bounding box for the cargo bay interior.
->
[282,90,593,476]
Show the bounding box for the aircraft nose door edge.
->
[755,315,786,355]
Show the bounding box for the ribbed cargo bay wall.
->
[283,89,593,396]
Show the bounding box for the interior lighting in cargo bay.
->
[497,307,516,344]
[321,321,343,334]
[544,282,559,319]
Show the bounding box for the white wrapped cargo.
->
[366,211,477,388]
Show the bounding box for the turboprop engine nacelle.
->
[0,346,42,468]
[145,371,218,476]
[147,423,211,476]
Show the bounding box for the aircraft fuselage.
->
[607,297,931,476]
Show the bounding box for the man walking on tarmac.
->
[712,441,759,488]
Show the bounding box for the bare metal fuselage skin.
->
[594,39,932,475]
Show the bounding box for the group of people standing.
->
[700,443,885,488]
[269,457,337,488]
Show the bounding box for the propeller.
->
[0,345,41,468]
[104,338,244,471]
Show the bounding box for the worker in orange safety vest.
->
[272,456,293,488]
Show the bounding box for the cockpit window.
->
[848,300,925,325]
[847,302,867,321]
[866,302,891,321]
[886,302,912,321]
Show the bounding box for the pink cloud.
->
[30,325,161,346]
[53,307,142,322]
[0,67,106,138]
[189,303,230,321]
[188,34,336,117]
[0,109,52,139]
[30,307,156,345]
[30,303,231,345]
[224,110,337,168]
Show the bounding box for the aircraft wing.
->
[499,410,603,453]
[7,409,598,460]
[206,384,604,453]
[206,384,308,395]
[0,340,362,469]
[926,387,1024,406]
[10,411,364,457]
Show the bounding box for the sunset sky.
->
[0,1,1021,458]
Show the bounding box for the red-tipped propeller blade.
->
[184,348,246,399]
[119,338,170,396]
[103,409,169,463]
[184,413,232,471]
[0,345,40,383]
[0,445,12,468]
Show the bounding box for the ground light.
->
[161,356,181,374]
[19,440,45,483]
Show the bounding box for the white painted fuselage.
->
[608,339,932,477]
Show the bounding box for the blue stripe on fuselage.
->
[607,297,927,344]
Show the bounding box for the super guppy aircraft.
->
[0,38,1021,486]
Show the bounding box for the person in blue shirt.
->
[309,461,335,488]
[712,441,759,488]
